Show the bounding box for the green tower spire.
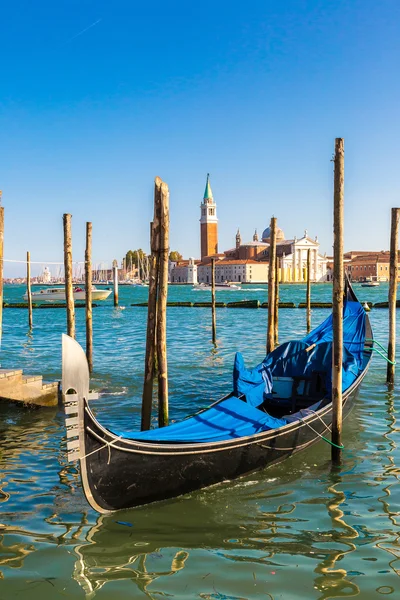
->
[203,173,213,199]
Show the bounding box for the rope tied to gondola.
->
[298,409,344,450]
[365,338,396,365]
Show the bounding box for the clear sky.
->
[1,0,399,276]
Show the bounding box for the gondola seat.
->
[233,340,361,414]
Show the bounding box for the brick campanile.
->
[200,174,218,259]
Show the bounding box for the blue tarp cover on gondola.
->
[115,397,287,443]
[234,300,366,406]
[114,300,365,444]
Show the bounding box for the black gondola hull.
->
[81,377,363,512]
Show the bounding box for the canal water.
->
[0,284,399,599]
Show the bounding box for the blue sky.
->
[1,0,399,276]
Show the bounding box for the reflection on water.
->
[375,390,400,581]
[313,475,360,599]
[0,285,400,597]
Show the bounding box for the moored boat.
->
[62,280,372,513]
[361,281,380,287]
[192,282,241,290]
[24,286,112,302]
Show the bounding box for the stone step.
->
[0,369,59,407]
[0,369,23,380]
[22,375,43,388]
[42,381,59,391]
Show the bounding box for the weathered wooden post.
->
[63,213,75,338]
[211,257,217,344]
[332,138,344,463]
[274,254,279,345]
[85,222,93,373]
[141,179,162,431]
[306,248,311,333]
[267,217,277,354]
[113,259,119,306]
[387,207,400,384]
[157,181,170,427]
[0,200,4,347]
[27,251,33,329]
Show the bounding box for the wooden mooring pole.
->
[267,217,277,354]
[274,254,279,345]
[113,260,119,307]
[141,179,161,431]
[85,222,93,373]
[27,251,33,329]
[157,181,170,427]
[211,257,217,344]
[306,248,311,333]
[0,204,4,347]
[332,138,344,464]
[63,213,75,338]
[387,207,400,384]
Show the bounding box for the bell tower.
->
[200,174,218,259]
[236,229,241,249]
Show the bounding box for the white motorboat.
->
[192,282,241,291]
[360,281,380,288]
[23,286,112,302]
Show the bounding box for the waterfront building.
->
[223,227,328,282]
[345,250,400,282]
[198,259,268,284]
[170,257,199,284]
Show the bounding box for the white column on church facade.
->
[298,248,302,282]
[314,249,318,282]
[292,250,296,282]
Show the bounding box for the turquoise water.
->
[0,283,399,599]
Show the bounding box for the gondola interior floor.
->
[112,397,288,443]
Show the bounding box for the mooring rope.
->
[298,410,344,449]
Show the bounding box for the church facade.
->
[170,175,328,283]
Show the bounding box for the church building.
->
[224,225,328,282]
[170,174,328,283]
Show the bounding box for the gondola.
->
[63,280,372,513]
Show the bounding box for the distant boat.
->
[361,281,380,288]
[193,282,241,290]
[24,286,112,302]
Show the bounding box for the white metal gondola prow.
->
[62,333,90,400]
[62,334,91,463]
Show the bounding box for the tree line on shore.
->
[125,249,182,267]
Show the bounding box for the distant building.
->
[198,259,268,284]
[170,257,199,283]
[345,250,400,281]
[223,227,328,282]
[38,266,51,284]
[169,174,328,284]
